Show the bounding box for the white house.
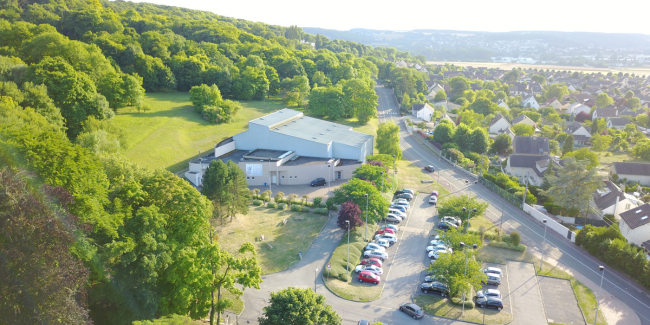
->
[619,204,650,246]
[607,117,631,130]
[567,103,591,116]
[496,99,510,110]
[564,121,592,145]
[610,162,650,186]
[512,114,537,127]
[521,95,540,109]
[488,114,512,134]
[593,181,643,218]
[412,103,434,121]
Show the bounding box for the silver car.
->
[374,233,397,244]
[385,214,402,223]
[355,264,383,275]
[388,209,407,218]
[365,243,386,252]
[374,239,390,248]
[363,250,388,261]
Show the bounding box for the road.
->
[375,83,650,325]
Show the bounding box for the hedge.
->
[450,296,475,309]
[290,205,302,212]
[313,197,323,206]
[313,208,329,215]
[277,203,287,210]
[267,202,278,208]
[489,241,527,252]
[252,199,263,206]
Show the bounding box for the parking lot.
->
[506,261,547,325]
[539,276,586,325]
[479,262,512,314]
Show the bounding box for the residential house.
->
[593,181,642,218]
[545,97,563,111]
[412,103,434,122]
[395,60,408,68]
[521,95,540,109]
[512,136,550,155]
[592,107,618,120]
[512,114,537,128]
[567,103,591,116]
[505,136,552,186]
[504,127,516,140]
[509,82,528,96]
[434,113,455,126]
[610,162,650,186]
[618,203,650,246]
[488,114,511,134]
[496,99,510,110]
[607,117,631,130]
[529,82,543,96]
[564,121,592,145]
[425,84,446,101]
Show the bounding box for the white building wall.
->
[572,127,592,139]
[619,220,650,246]
[616,174,650,186]
[489,119,511,134]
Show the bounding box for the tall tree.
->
[491,133,512,154]
[258,287,342,325]
[308,86,345,119]
[453,124,472,152]
[330,178,388,225]
[595,93,614,108]
[511,123,535,136]
[542,157,603,213]
[202,160,232,222]
[226,160,251,222]
[470,128,489,154]
[562,134,574,156]
[376,121,402,160]
[563,148,599,169]
[341,78,377,124]
[427,249,486,298]
[337,201,364,230]
[433,120,455,144]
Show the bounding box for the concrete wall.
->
[524,204,577,242]
[616,174,650,186]
[214,141,236,158]
[240,160,360,186]
[619,219,650,246]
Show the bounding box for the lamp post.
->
[462,207,477,233]
[540,219,548,271]
[392,154,396,191]
[522,172,529,207]
[459,242,479,315]
[594,266,605,325]
[314,268,318,292]
[380,171,385,193]
[365,194,369,241]
[268,157,272,193]
[346,220,350,273]
[328,163,331,195]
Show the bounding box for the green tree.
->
[591,118,607,134]
[449,76,470,93]
[434,90,447,101]
[281,75,310,107]
[190,84,223,113]
[542,157,604,213]
[470,128,489,154]
[511,123,535,136]
[467,97,498,115]
[632,139,650,160]
[330,178,389,225]
[491,133,512,154]
[437,194,488,222]
[226,160,251,222]
[521,111,541,123]
[308,86,345,119]
[258,287,342,325]
[625,90,635,99]
[433,120,455,144]
[233,66,269,100]
[595,93,614,108]
[401,93,411,109]
[202,160,232,222]
[133,315,204,325]
[352,164,389,190]
[562,134,574,155]
[341,78,378,124]
[628,97,641,109]
[453,124,472,152]
[591,133,613,152]
[377,121,402,160]
[546,113,563,124]
[426,249,486,298]
[543,84,569,102]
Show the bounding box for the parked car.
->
[428,195,438,204]
[428,249,450,259]
[385,215,402,223]
[395,189,415,196]
[441,216,461,227]
[376,228,396,235]
[424,274,447,283]
[399,303,424,319]
[389,204,407,213]
[438,221,458,231]
[357,320,370,325]
[482,267,503,277]
[354,264,383,275]
[475,296,504,311]
[365,243,386,252]
[431,190,439,197]
[363,250,388,261]
[374,233,397,244]
[388,208,407,218]
[392,200,410,210]
[381,224,399,232]
[358,270,380,284]
[426,245,451,253]
[424,165,435,172]
[483,273,502,286]
[310,178,326,186]
[360,258,383,268]
[374,239,390,248]
[396,193,414,201]
[476,289,501,299]
[420,281,450,297]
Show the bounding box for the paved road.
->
[506,261,546,325]
[375,83,650,325]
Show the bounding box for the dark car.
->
[310,178,326,186]
[396,193,414,201]
[420,281,450,297]
[425,165,435,172]
[399,303,424,319]
[389,204,407,213]
[438,221,458,231]
[475,296,504,311]
[424,274,447,283]
[394,189,415,196]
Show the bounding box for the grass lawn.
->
[595,150,642,165]
[395,159,450,195]
[322,226,383,301]
[212,206,329,274]
[476,246,607,325]
[469,214,503,238]
[113,92,286,173]
[414,294,512,325]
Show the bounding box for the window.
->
[247,177,250,179]
[289,176,292,179]
[294,176,298,179]
[282,176,285,179]
[251,177,254,180]
[626,204,631,210]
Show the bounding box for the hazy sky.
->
[135,0,650,35]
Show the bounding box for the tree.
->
[453,124,472,152]
[546,113,563,124]
[511,123,535,136]
[632,139,650,160]
[434,90,447,101]
[595,93,614,108]
[625,90,635,99]
[133,315,204,325]
[233,66,269,100]
[281,75,310,107]
[467,97,498,115]
[366,154,396,169]
[426,248,486,298]
[470,128,489,154]
[549,139,560,155]
[542,157,604,213]
[352,164,389,190]
[521,111,541,123]
[637,113,650,128]
[562,134,574,156]
[449,76,470,93]
[543,84,569,102]
[377,121,402,160]
[308,86,345,119]
[433,121,455,144]
[591,118,607,134]
[438,226,482,251]
[330,178,388,224]
[190,84,223,113]
[341,78,378,124]
[337,201,364,230]
[202,160,232,221]
[628,97,641,109]
[401,93,411,109]
[437,194,489,222]
[491,133,512,154]
[201,241,262,325]
[575,111,591,123]
[258,287,342,325]
[591,133,613,152]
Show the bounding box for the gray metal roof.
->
[513,136,549,155]
[250,108,303,127]
[271,114,373,147]
[613,162,650,176]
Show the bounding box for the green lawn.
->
[212,206,329,274]
[595,150,642,165]
[396,159,450,195]
[322,226,383,301]
[113,92,285,173]
[476,246,607,325]
[414,294,512,325]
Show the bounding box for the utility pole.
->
[392,154,396,191]
[365,194,369,241]
[522,172,529,208]
[346,220,350,273]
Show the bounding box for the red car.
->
[360,258,383,268]
[358,270,381,284]
[377,228,396,235]
[431,190,439,197]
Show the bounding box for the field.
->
[113,92,286,173]
[426,61,650,76]
[212,206,330,274]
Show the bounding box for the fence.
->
[478,176,522,208]
[523,203,577,242]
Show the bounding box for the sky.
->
[134,0,650,35]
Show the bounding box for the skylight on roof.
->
[642,216,648,220]
[637,210,643,213]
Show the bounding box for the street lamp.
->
[346,220,350,273]
[314,268,318,292]
[540,219,548,272]
[594,266,605,325]
[365,194,369,241]
[327,163,331,195]
[462,207,477,233]
[522,172,529,207]
[268,157,272,193]
[380,171,385,193]
[459,242,479,315]
[392,154,396,191]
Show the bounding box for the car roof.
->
[485,267,502,271]
[405,303,421,310]
[359,270,376,275]
[486,272,501,277]
[485,289,500,294]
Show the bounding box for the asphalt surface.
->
[539,276,586,325]
[506,261,546,325]
[233,83,650,324]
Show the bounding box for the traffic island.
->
[414,294,513,325]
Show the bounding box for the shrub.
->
[330,204,339,211]
[451,297,475,309]
[277,203,287,210]
[489,241,526,252]
[509,231,521,246]
[290,205,302,212]
[252,199,263,206]
[313,208,329,215]
[267,202,278,208]
[338,273,350,282]
[305,202,314,207]
[319,202,328,208]
[313,197,323,206]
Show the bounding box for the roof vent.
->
[327,129,331,131]
[260,118,264,120]
[275,128,280,130]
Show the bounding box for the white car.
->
[375,233,397,244]
[363,250,388,261]
[388,209,407,218]
[365,243,386,252]
[392,200,410,210]
[355,264,383,275]
[426,244,449,252]
[430,239,446,246]
[374,239,391,248]
[385,215,402,223]
[429,195,438,204]
[428,249,450,259]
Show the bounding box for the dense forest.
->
[0,0,419,324]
